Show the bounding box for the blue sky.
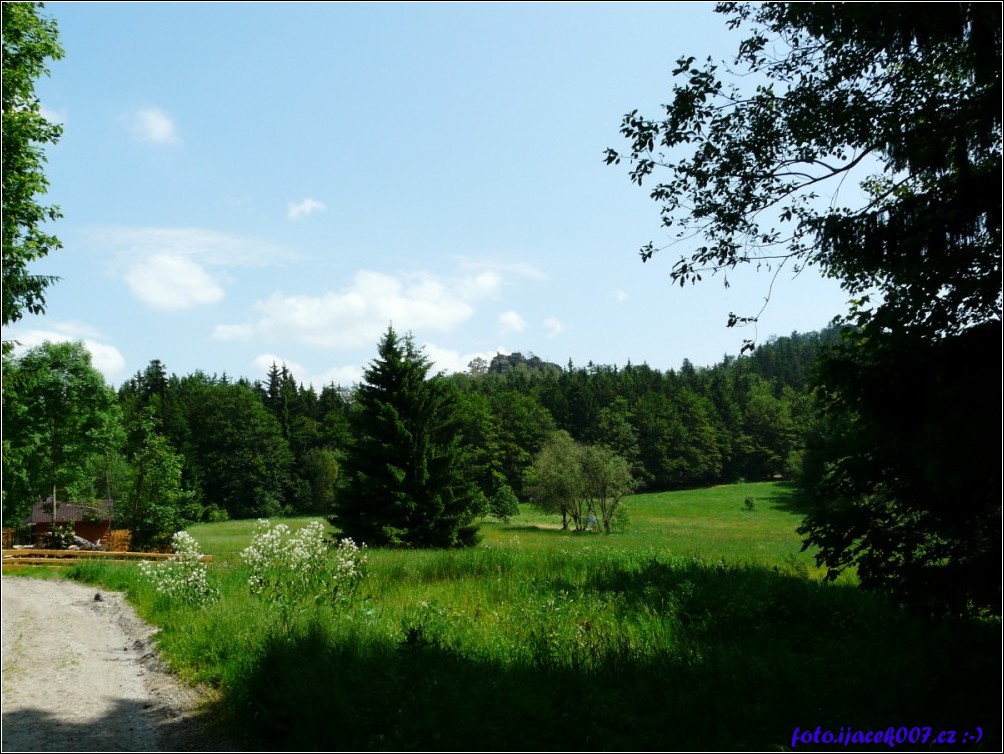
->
[11,2,851,388]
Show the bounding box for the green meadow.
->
[40,482,999,751]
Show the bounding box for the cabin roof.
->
[28,497,114,524]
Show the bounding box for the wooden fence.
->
[2,549,212,568]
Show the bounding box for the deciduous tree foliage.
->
[580,443,636,533]
[2,2,64,346]
[122,410,201,550]
[335,327,481,548]
[526,430,583,530]
[606,2,1000,343]
[2,341,121,524]
[527,431,636,533]
[607,2,1001,614]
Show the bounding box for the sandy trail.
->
[1,576,234,752]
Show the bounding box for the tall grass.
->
[37,483,999,750]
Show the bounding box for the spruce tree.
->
[336,327,480,547]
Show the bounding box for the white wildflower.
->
[139,531,216,606]
[240,520,368,634]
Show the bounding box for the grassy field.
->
[21,482,999,751]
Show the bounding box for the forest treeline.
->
[107,327,838,526]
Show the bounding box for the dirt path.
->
[1,576,235,752]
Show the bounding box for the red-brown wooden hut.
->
[28,497,114,546]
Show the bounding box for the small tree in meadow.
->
[581,444,636,533]
[489,484,520,523]
[528,431,635,532]
[526,430,585,530]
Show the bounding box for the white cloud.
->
[212,323,255,341]
[251,353,362,388]
[614,288,629,303]
[498,310,527,335]
[463,271,504,299]
[455,256,548,282]
[287,198,327,221]
[41,319,103,340]
[421,343,497,376]
[88,226,295,312]
[251,269,500,348]
[89,226,294,268]
[9,326,126,383]
[129,106,180,145]
[252,353,289,374]
[543,316,567,339]
[124,254,224,311]
[313,364,364,387]
[85,341,128,381]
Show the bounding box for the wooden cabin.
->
[28,497,115,546]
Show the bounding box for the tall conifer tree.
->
[336,327,480,547]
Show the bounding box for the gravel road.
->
[1,576,235,752]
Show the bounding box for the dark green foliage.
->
[485,389,557,497]
[7,336,835,536]
[525,430,583,529]
[800,322,1002,615]
[452,389,507,501]
[247,363,353,515]
[117,360,351,521]
[108,331,825,527]
[1,2,64,344]
[186,381,293,519]
[335,327,481,547]
[594,397,639,460]
[457,333,822,494]
[580,443,636,532]
[300,447,340,514]
[737,375,796,480]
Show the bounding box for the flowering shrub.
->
[241,519,367,632]
[138,531,217,606]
